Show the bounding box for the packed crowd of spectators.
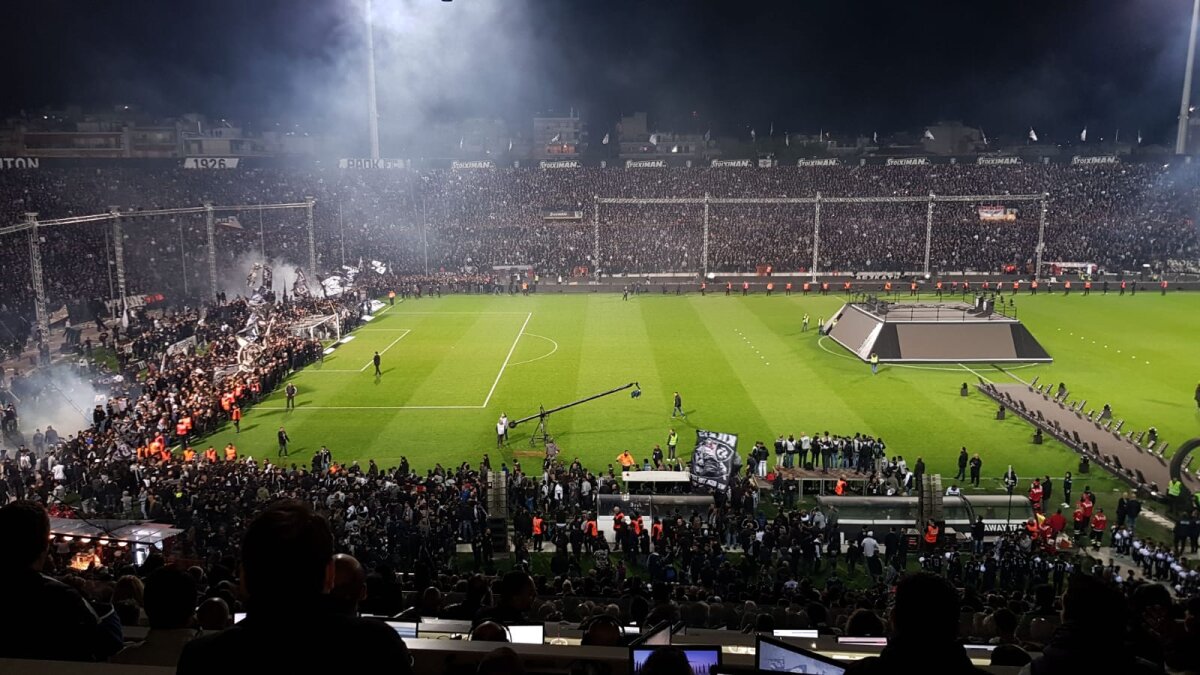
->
[1,162,1197,321]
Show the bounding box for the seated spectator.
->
[398,586,443,621]
[111,566,198,666]
[640,646,696,675]
[844,608,886,637]
[990,644,1032,667]
[470,621,510,643]
[580,614,625,646]
[327,553,367,616]
[196,597,230,631]
[474,571,537,625]
[1024,574,1159,675]
[0,500,123,662]
[478,646,526,675]
[177,500,413,674]
[845,572,986,675]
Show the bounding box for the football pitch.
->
[208,290,1199,507]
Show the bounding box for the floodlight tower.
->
[1177,0,1200,154]
[365,0,381,161]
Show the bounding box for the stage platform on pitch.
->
[979,382,1195,496]
[827,299,1052,363]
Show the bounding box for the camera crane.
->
[509,382,641,447]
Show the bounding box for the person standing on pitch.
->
[231,404,242,434]
[373,351,382,377]
[955,447,968,481]
[802,313,810,332]
[671,391,685,419]
[277,427,290,458]
[667,429,679,460]
[285,382,297,410]
[496,416,507,448]
[870,353,880,375]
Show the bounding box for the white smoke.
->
[215,252,316,301]
[12,365,109,444]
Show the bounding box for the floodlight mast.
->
[509,382,641,447]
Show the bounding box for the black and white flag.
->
[690,430,739,493]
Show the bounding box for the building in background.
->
[533,110,585,159]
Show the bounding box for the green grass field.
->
[206,290,1198,527]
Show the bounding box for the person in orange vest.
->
[234,383,245,400]
[531,513,544,551]
[962,280,970,292]
[700,281,707,296]
[923,519,940,552]
[785,281,793,296]
[175,417,189,446]
[1083,280,1091,296]
[583,515,600,552]
[722,281,730,296]
[388,289,396,305]
[136,445,148,461]
[220,392,234,412]
[1025,517,1041,541]
[766,282,774,296]
[182,447,196,462]
[231,405,242,434]
[651,519,664,547]
[616,450,636,471]
[521,281,529,296]
[1064,279,1072,295]
[1089,508,1108,548]
[1011,281,1019,294]
[821,282,829,295]
[802,282,811,296]
[1029,478,1044,513]
[224,443,237,462]
[884,281,892,294]
[742,281,749,296]
[612,508,627,552]
[159,444,171,462]
[834,476,847,495]
[1161,279,1168,295]
[935,280,944,297]
[982,280,991,290]
[1120,279,1127,295]
[1031,280,1039,295]
[842,281,851,294]
[204,446,218,463]
[910,281,918,296]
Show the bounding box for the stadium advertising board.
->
[451,160,495,169]
[978,205,1018,222]
[182,157,239,169]
[711,159,753,167]
[885,157,929,166]
[625,159,666,168]
[539,160,580,169]
[542,209,584,221]
[976,156,1022,165]
[690,430,738,492]
[797,158,840,166]
[0,157,40,169]
[1071,155,1119,165]
[338,158,410,169]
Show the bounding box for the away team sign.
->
[182,157,239,169]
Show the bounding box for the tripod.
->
[529,406,550,447]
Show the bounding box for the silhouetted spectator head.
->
[0,500,50,571]
[580,614,624,646]
[329,553,367,611]
[640,646,695,675]
[469,621,510,643]
[196,597,230,630]
[1062,574,1126,627]
[990,644,1031,667]
[845,608,886,637]
[240,500,333,611]
[890,572,960,643]
[498,571,537,611]
[144,566,198,630]
[477,646,525,675]
[992,608,1018,641]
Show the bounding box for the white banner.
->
[625,159,666,168]
[451,160,495,169]
[1071,155,1118,165]
[182,157,240,169]
[539,160,580,169]
[797,158,840,167]
[977,156,1022,165]
[165,335,198,357]
[0,157,39,169]
[338,158,410,169]
[711,159,753,167]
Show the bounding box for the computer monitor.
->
[629,620,673,646]
[233,613,247,624]
[631,645,721,675]
[507,624,545,645]
[774,629,820,639]
[386,621,418,639]
[836,636,887,646]
[756,635,846,674]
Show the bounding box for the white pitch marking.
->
[508,333,560,367]
[959,363,994,384]
[480,312,533,408]
[359,330,411,372]
[258,405,483,410]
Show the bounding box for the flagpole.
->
[1176,0,1200,154]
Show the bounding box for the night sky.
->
[2,0,1196,144]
